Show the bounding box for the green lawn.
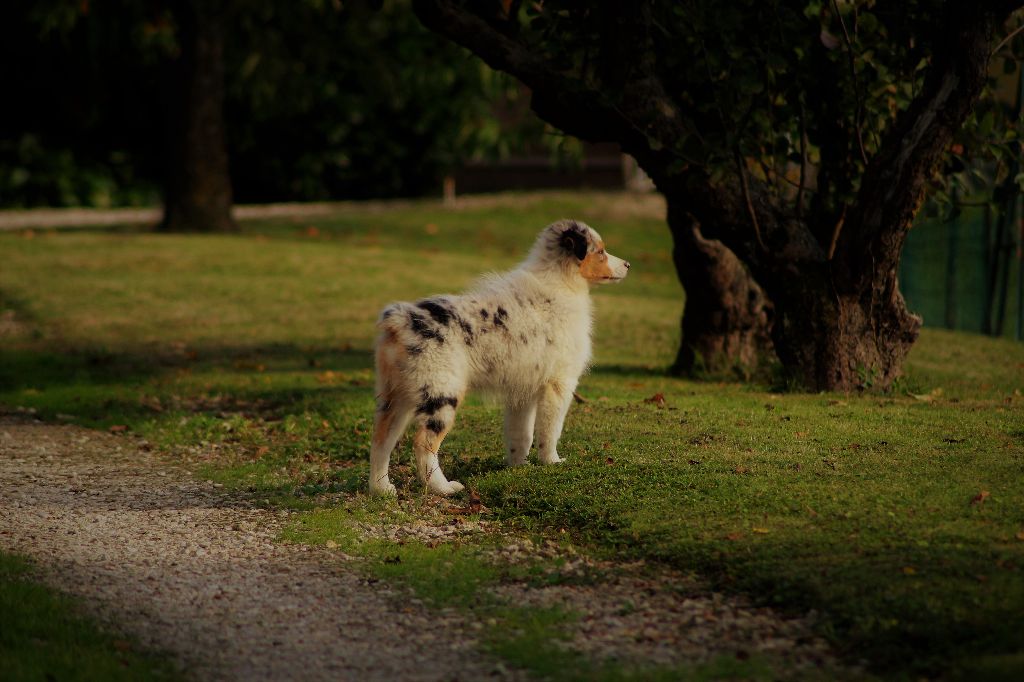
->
[1,191,1022,679]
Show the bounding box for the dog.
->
[368,219,629,495]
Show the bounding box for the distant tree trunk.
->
[159,0,236,233]
[665,200,773,376]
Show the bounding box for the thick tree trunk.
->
[160,0,237,233]
[665,199,773,376]
[767,260,922,391]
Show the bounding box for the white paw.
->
[429,479,464,496]
[539,453,563,465]
[369,479,397,496]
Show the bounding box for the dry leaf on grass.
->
[446,490,485,516]
[643,393,667,408]
[969,490,990,506]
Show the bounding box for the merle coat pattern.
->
[369,219,630,495]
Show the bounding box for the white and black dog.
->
[369,219,629,495]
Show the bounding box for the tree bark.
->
[665,200,773,377]
[160,0,237,233]
[412,0,1018,391]
[412,0,770,375]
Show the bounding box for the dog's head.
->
[530,219,630,285]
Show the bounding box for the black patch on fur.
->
[416,388,458,415]
[416,299,453,326]
[493,307,508,329]
[559,224,589,261]
[479,309,489,320]
[406,344,424,356]
[425,418,446,434]
[455,316,475,345]
[408,310,445,344]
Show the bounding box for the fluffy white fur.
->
[368,219,629,495]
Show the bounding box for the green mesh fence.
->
[900,203,1023,340]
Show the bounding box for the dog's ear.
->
[559,226,588,261]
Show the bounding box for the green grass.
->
[1,191,1023,678]
[0,552,178,682]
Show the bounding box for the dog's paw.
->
[539,453,564,465]
[369,480,398,496]
[429,479,464,496]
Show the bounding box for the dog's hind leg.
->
[534,380,574,465]
[369,399,413,496]
[412,390,464,495]
[369,328,413,496]
[504,401,537,466]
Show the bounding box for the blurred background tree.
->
[0,0,566,212]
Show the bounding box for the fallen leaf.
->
[911,387,943,402]
[902,566,917,575]
[1015,530,1024,541]
[970,490,990,506]
[734,464,749,474]
[644,393,667,408]
[304,226,320,237]
[794,431,809,438]
[752,527,770,534]
[325,540,338,549]
[108,424,128,433]
[605,456,615,465]
[424,223,439,235]
[726,532,743,541]
[446,490,485,516]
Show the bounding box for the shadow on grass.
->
[471,461,1024,678]
[0,343,373,391]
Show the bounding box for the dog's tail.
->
[376,302,412,333]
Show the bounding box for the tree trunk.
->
[665,198,773,377]
[763,240,921,392]
[160,0,236,233]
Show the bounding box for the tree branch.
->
[837,1,1016,290]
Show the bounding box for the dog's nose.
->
[624,261,631,269]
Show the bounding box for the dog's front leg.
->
[503,401,537,466]
[534,381,574,464]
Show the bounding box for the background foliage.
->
[0,0,563,208]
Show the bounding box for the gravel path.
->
[0,417,507,681]
[0,415,848,680]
